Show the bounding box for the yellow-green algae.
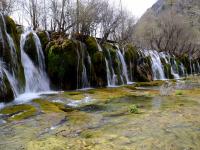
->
[0,104,36,121]
[33,99,74,113]
[1,79,200,150]
[135,80,165,87]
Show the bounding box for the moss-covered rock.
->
[0,104,36,121]
[85,37,98,56]
[37,31,49,51]
[91,51,107,87]
[23,33,39,65]
[47,39,78,89]
[0,76,14,102]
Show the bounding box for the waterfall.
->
[143,50,165,80]
[189,58,193,74]
[87,53,92,82]
[77,42,90,89]
[197,61,200,73]
[81,43,90,89]
[0,60,19,97]
[45,31,50,41]
[95,38,103,52]
[170,58,180,79]
[117,50,130,84]
[105,48,117,87]
[105,58,112,87]
[0,13,22,96]
[193,63,195,74]
[159,52,181,79]
[3,70,19,96]
[0,60,5,90]
[180,63,186,77]
[20,28,50,93]
[0,13,5,49]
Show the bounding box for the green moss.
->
[85,37,98,55]
[0,104,36,121]
[47,39,78,89]
[124,44,138,62]
[0,76,14,102]
[80,130,102,139]
[62,91,85,100]
[91,51,107,86]
[135,81,165,87]
[33,99,63,113]
[5,16,20,52]
[163,63,173,79]
[175,90,183,95]
[37,31,49,50]
[24,33,38,64]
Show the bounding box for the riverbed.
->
[0,77,200,150]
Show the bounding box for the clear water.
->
[0,80,200,149]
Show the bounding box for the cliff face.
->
[134,0,200,58]
[139,0,200,32]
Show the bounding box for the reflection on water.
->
[152,96,162,109]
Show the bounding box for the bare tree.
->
[99,1,122,43]
[134,10,198,57]
[0,0,16,15]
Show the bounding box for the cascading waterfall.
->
[0,60,5,90]
[3,70,19,96]
[105,48,117,87]
[143,50,165,80]
[45,31,50,41]
[197,61,200,73]
[117,50,130,84]
[80,43,91,88]
[170,58,180,79]
[77,41,90,89]
[95,38,103,52]
[159,52,181,79]
[180,63,186,77]
[0,13,22,96]
[189,58,193,74]
[20,28,50,93]
[105,58,112,87]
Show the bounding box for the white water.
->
[105,48,117,87]
[0,13,20,95]
[45,31,50,41]
[20,28,50,93]
[14,91,58,104]
[117,50,130,83]
[95,38,103,52]
[197,61,200,73]
[3,70,19,97]
[143,50,165,80]
[180,63,186,77]
[80,42,90,89]
[105,58,112,87]
[0,60,5,91]
[171,58,180,79]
